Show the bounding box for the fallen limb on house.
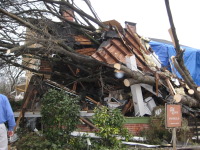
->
[114,63,160,86]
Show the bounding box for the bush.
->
[68,135,88,150]
[41,89,80,146]
[92,106,132,149]
[14,132,52,150]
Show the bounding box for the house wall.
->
[76,117,150,136]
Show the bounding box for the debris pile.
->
[1,0,200,132]
[19,19,200,118]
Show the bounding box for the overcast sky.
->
[83,0,200,49]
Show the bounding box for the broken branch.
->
[174,94,200,108]
[114,63,158,86]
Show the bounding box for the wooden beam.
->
[165,78,176,96]
[102,47,120,63]
[110,40,127,56]
[126,26,149,54]
[14,86,35,131]
[80,117,98,130]
[122,100,133,115]
[74,35,92,45]
[44,79,101,105]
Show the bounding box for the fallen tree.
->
[1,0,200,114]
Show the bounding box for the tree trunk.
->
[174,94,200,108]
[171,56,200,101]
[114,63,159,86]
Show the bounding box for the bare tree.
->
[1,64,24,92]
[0,0,105,74]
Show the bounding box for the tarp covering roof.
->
[150,40,200,86]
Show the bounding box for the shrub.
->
[92,106,131,148]
[41,89,80,146]
[14,132,52,150]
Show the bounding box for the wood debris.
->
[1,1,200,123]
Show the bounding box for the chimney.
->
[125,21,137,33]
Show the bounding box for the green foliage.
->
[92,106,132,148]
[41,89,80,146]
[14,132,71,150]
[92,144,129,150]
[14,132,52,150]
[68,135,88,150]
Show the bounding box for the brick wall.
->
[76,122,149,136]
[124,123,149,135]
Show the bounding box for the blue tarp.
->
[149,41,200,86]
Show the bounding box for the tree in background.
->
[0,59,24,95]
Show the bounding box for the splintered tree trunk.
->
[174,94,200,108]
[171,56,200,100]
[114,63,157,86]
[165,0,200,102]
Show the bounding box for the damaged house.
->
[1,0,200,144]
